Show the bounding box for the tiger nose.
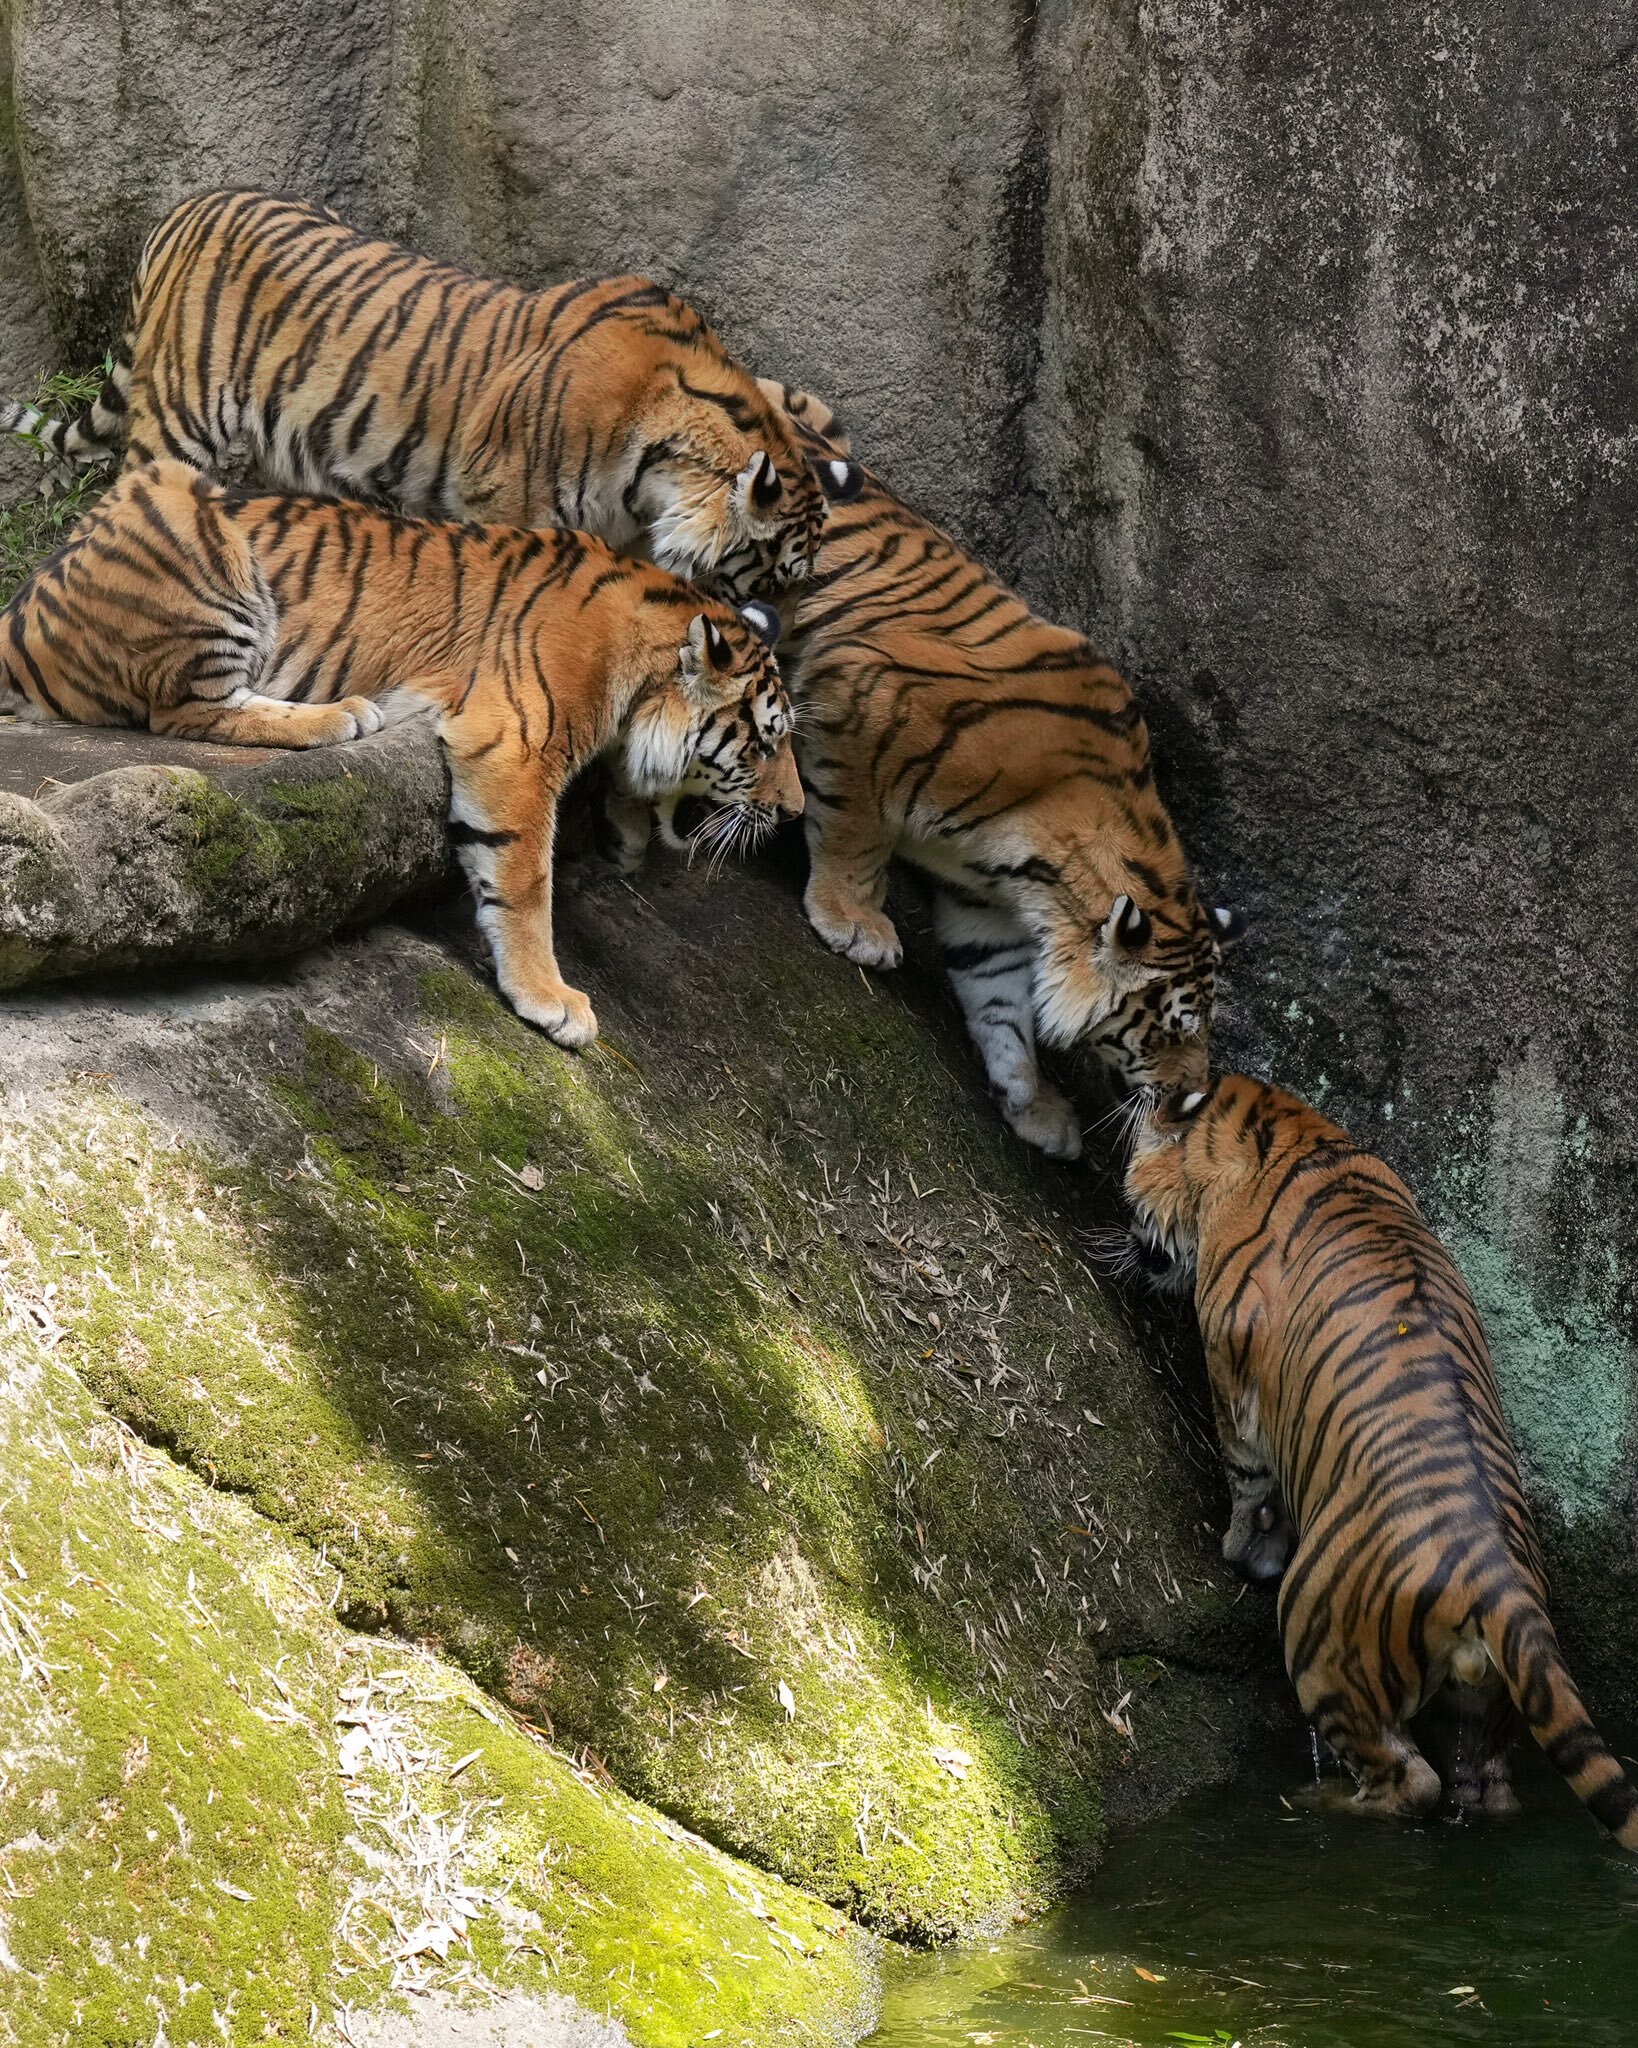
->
[770,753,804,819]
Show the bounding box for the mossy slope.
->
[0,1266,870,2046]
[1,875,1266,1947]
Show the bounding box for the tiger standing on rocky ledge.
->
[0,458,802,1049]
[0,187,837,609]
[737,379,1242,1159]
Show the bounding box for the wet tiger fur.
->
[0,459,800,1047]
[1126,1073,1638,1845]
[745,381,1241,1158]
[0,188,827,605]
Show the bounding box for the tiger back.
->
[1125,1073,1638,1847]
[0,459,801,1047]
[757,380,1241,1159]
[0,189,825,606]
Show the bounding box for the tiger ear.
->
[1211,904,1247,947]
[736,449,783,514]
[817,454,863,502]
[737,599,782,648]
[1101,893,1152,959]
[681,613,728,697]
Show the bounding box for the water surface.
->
[871,1731,1638,2047]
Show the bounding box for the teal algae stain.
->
[1433,1043,1632,1529]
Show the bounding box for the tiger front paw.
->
[596,792,654,875]
[1000,1084,1082,1160]
[804,890,903,970]
[509,981,599,1050]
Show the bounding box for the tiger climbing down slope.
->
[0,458,800,1048]
[737,380,1242,1158]
[1125,1072,1638,1845]
[0,187,840,607]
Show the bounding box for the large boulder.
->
[0,718,450,987]
[1027,1,1638,1700]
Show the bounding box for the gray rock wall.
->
[1027,0,1638,1695]
[0,0,1633,1692]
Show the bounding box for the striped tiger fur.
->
[747,381,1241,1158]
[1126,1073,1638,1844]
[0,459,800,1047]
[0,188,829,606]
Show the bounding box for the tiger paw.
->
[510,982,599,1050]
[1002,1086,1082,1160]
[337,695,386,739]
[596,793,654,875]
[805,895,903,970]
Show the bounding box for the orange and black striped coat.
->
[754,381,1239,1158]
[0,460,800,1046]
[1,189,829,607]
[1126,1073,1638,1846]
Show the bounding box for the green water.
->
[870,1732,1638,2047]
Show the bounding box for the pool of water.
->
[870,1730,1638,2047]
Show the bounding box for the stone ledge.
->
[0,715,451,990]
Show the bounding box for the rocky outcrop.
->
[1024,2,1638,1700]
[0,843,1273,2037]
[0,718,449,987]
[0,0,1634,2027]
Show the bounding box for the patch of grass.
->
[0,359,113,605]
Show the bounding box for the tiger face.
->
[1033,888,1244,1093]
[1124,1072,1284,1276]
[622,600,802,837]
[637,368,827,607]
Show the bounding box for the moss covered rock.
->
[0,719,450,989]
[1,857,1270,1969]
[0,1221,873,2046]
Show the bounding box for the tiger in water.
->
[724,381,1242,1158]
[1125,1072,1638,1846]
[0,188,840,606]
[0,459,800,1048]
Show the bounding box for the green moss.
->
[171,774,384,902]
[0,1303,874,2045]
[0,1342,347,2043]
[0,940,1250,1940]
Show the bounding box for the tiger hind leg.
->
[150,691,385,749]
[1418,1681,1520,1815]
[1313,1706,1442,1818]
[934,893,1080,1158]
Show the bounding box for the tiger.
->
[1125,1071,1638,1844]
[0,187,830,606]
[729,380,1242,1158]
[0,459,801,1048]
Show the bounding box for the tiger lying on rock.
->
[746,381,1242,1159]
[0,188,838,608]
[1126,1072,1638,1846]
[0,459,800,1048]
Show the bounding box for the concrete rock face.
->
[0,0,1631,1688]
[1028,1,1638,1695]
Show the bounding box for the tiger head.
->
[608,310,837,606]
[1025,844,1245,1094]
[1123,1072,1313,1280]
[621,596,803,846]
